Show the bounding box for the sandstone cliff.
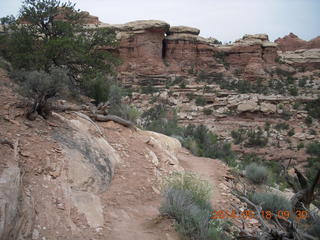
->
[275,33,320,51]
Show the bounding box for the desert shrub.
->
[85,74,110,105]
[195,96,206,106]
[287,128,295,137]
[275,122,289,131]
[196,71,209,82]
[141,83,157,94]
[164,172,212,207]
[231,128,247,144]
[289,86,298,96]
[107,85,140,123]
[281,111,292,120]
[108,84,124,115]
[305,97,320,119]
[305,116,313,126]
[186,93,194,101]
[245,163,269,184]
[309,129,317,135]
[141,104,181,136]
[0,56,12,72]
[297,142,304,150]
[249,191,291,213]
[240,154,288,188]
[205,141,234,163]
[181,124,235,164]
[307,214,320,238]
[117,105,141,124]
[203,108,213,115]
[298,78,307,87]
[245,128,268,147]
[264,121,271,132]
[13,67,69,119]
[160,172,228,240]
[275,68,294,78]
[306,141,320,157]
[183,137,201,155]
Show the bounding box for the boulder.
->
[53,113,121,193]
[167,26,200,35]
[260,102,277,113]
[237,100,259,112]
[0,164,21,239]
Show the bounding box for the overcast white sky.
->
[1,0,319,42]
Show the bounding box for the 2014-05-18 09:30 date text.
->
[211,209,309,220]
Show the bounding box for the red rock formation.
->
[220,34,277,81]
[164,26,224,75]
[275,33,320,51]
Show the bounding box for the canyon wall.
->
[94,20,319,85]
[1,11,319,84]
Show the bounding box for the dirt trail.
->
[177,150,235,209]
[98,122,240,240]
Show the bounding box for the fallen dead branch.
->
[91,114,136,129]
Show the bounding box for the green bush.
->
[186,93,194,101]
[297,142,304,150]
[117,105,141,124]
[287,128,295,137]
[306,141,320,157]
[249,191,291,213]
[245,163,269,184]
[0,56,12,72]
[13,67,69,119]
[245,128,268,147]
[106,85,140,124]
[160,172,228,240]
[141,83,157,94]
[164,172,212,207]
[141,104,181,136]
[85,74,110,105]
[275,122,289,131]
[195,96,206,106]
[307,214,320,238]
[305,97,320,119]
[305,115,313,126]
[203,108,213,115]
[231,128,247,144]
[289,86,298,96]
[205,141,235,163]
[298,78,307,87]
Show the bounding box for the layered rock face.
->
[217,34,278,81]
[95,22,278,84]
[275,33,320,70]
[113,20,170,82]
[275,33,320,51]
[2,10,320,84]
[164,26,224,75]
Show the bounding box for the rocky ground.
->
[0,68,259,240]
[126,68,320,170]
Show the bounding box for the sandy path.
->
[177,150,235,209]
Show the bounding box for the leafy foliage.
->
[1,0,119,105]
[306,97,320,119]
